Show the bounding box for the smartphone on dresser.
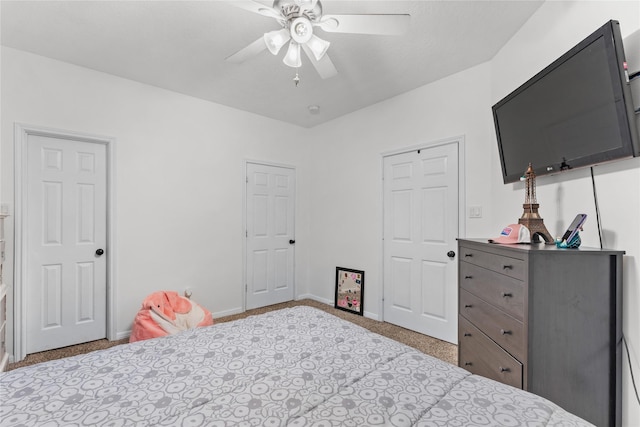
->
[561,214,587,243]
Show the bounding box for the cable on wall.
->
[589,167,604,249]
[624,334,640,406]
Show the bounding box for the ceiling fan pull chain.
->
[293,71,301,87]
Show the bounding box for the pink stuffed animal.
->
[129,291,213,343]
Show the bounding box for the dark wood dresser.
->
[457,238,623,427]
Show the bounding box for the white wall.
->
[307,1,640,425]
[0,47,311,350]
[305,61,496,316]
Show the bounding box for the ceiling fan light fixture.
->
[283,41,302,68]
[290,17,313,44]
[264,28,290,55]
[306,34,330,60]
[227,0,411,80]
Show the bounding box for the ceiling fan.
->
[226,0,410,81]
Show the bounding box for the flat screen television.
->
[492,20,639,184]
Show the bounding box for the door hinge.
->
[246,176,249,183]
[246,230,248,238]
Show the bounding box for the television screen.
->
[493,20,639,183]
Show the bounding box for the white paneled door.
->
[383,142,459,344]
[26,134,107,353]
[246,163,295,309]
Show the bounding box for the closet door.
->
[246,162,295,309]
[383,142,459,344]
[26,134,107,353]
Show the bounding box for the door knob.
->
[447,251,456,258]
[289,240,296,245]
[95,248,104,256]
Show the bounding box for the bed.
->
[0,305,592,426]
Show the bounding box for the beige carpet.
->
[6,299,457,371]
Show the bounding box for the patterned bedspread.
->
[0,306,592,426]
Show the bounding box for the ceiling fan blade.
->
[226,37,267,63]
[302,44,338,79]
[318,14,410,35]
[226,0,283,20]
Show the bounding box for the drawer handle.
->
[500,329,512,335]
[499,367,510,373]
[464,253,473,258]
[503,265,513,270]
[464,362,473,366]
[463,333,472,337]
[464,304,472,308]
[501,292,512,298]
[465,275,473,279]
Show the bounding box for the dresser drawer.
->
[460,261,525,321]
[460,289,525,361]
[459,315,523,389]
[459,246,525,281]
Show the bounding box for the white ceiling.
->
[0,0,544,128]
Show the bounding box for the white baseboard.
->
[297,294,379,321]
[296,294,332,305]
[115,330,131,341]
[363,310,379,321]
[212,306,244,318]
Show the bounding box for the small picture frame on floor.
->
[335,267,364,316]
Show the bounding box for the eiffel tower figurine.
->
[518,163,554,244]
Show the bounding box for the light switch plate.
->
[468,206,482,218]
